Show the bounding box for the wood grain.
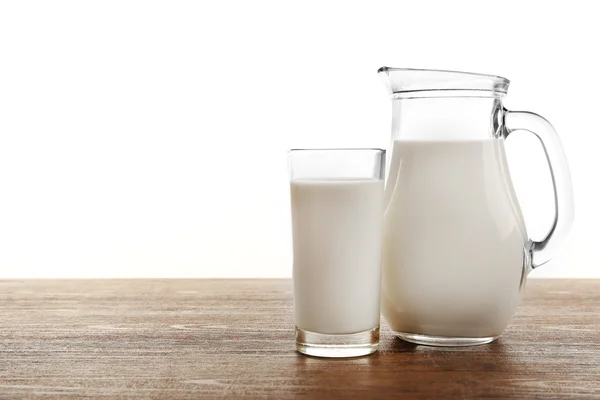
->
[1,279,599,399]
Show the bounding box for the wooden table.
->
[1,279,599,399]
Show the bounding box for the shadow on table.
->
[290,336,543,398]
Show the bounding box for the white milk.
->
[291,179,384,334]
[382,139,528,338]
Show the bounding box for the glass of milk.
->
[289,149,385,357]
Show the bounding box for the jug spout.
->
[378,67,510,99]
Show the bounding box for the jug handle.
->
[503,110,574,268]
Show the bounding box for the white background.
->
[0,1,598,278]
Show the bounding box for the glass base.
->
[295,326,379,358]
[395,332,499,347]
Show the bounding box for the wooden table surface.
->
[1,279,599,399]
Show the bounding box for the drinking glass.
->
[289,148,385,357]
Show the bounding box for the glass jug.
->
[378,67,574,346]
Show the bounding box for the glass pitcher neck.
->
[379,67,510,99]
[388,97,505,141]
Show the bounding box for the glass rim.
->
[378,67,510,99]
[289,148,385,153]
[378,67,509,84]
